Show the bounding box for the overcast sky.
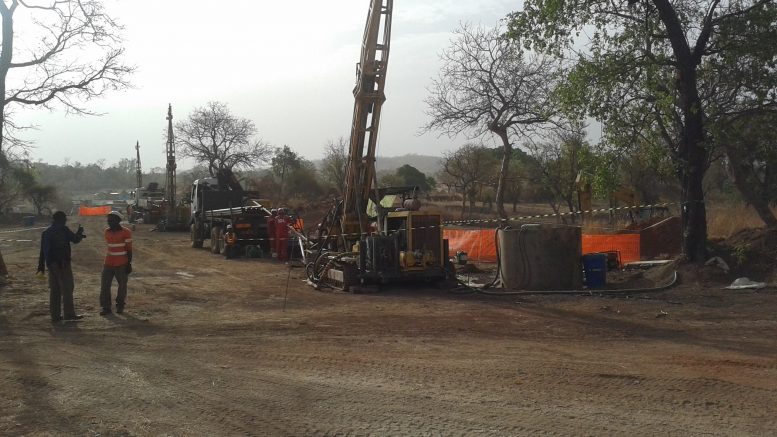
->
[14,0,519,170]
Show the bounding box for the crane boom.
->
[342,0,393,233]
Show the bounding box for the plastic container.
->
[582,253,607,288]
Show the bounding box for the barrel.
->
[582,253,607,288]
[22,216,36,227]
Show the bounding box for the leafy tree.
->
[718,112,777,228]
[423,23,558,219]
[395,164,433,191]
[175,101,271,177]
[508,0,777,260]
[0,0,132,155]
[271,145,322,201]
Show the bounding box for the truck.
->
[188,171,272,258]
[130,182,165,224]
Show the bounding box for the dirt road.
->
[1,217,776,436]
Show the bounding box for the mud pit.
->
[1,217,776,436]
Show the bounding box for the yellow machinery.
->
[306,0,448,290]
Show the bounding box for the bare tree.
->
[175,102,271,177]
[440,143,497,218]
[0,0,133,155]
[320,137,348,195]
[423,23,558,219]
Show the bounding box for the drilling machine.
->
[307,0,449,291]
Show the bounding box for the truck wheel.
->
[211,227,222,254]
[191,224,204,248]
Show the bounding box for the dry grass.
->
[707,202,775,239]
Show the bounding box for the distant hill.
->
[313,153,442,177]
[374,154,442,176]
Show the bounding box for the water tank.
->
[499,224,583,291]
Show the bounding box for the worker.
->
[275,208,290,262]
[292,208,304,232]
[37,211,86,323]
[223,224,238,259]
[100,211,132,315]
[267,209,278,259]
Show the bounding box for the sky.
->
[14,0,520,170]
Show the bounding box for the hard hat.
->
[107,211,124,221]
[226,224,233,229]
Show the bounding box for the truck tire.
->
[211,226,222,254]
[191,224,204,248]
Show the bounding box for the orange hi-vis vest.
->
[104,227,132,267]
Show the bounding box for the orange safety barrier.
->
[445,228,643,264]
[79,205,112,216]
[444,229,497,262]
[582,233,641,264]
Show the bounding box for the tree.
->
[320,137,348,195]
[395,165,433,192]
[423,23,558,219]
[508,0,777,260]
[271,145,322,201]
[718,112,777,228]
[0,0,132,155]
[175,102,271,177]
[525,126,591,223]
[440,144,498,218]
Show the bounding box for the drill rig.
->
[307,0,448,291]
[158,104,190,231]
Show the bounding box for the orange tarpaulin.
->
[444,229,498,262]
[581,233,641,264]
[79,205,112,216]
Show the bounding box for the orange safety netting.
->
[444,229,498,262]
[582,234,641,264]
[79,205,112,216]
[445,228,643,265]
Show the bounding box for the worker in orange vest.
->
[275,208,290,262]
[101,211,132,315]
[223,224,238,259]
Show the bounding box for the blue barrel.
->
[22,216,36,227]
[582,253,607,288]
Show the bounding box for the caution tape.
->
[442,202,677,226]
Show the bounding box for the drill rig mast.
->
[135,141,142,189]
[307,0,447,291]
[165,104,177,217]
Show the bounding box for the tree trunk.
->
[653,0,708,262]
[678,73,708,262]
[493,128,511,219]
[460,191,466,219]
[725,143,777,228]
